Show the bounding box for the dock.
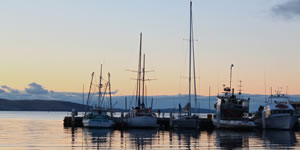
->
[63,113,214,130]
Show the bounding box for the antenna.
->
[264,71,267,102]
[82,84,84,105]
[209,86,211,113]
[229,64,234,90]
[270,87,273,98]
[238,80,242,95]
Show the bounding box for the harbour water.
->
[0,111,300,149]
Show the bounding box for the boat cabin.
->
[215,88,250,120]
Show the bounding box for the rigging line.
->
[100,82,109,108]
[129,83,137,109]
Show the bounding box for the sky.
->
[1,0,300,99]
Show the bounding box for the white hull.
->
[262,114,296,130]
[212,118,256,129]
[82,119,115,128]
[127,116,158,128]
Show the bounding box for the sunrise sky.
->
[1,0,300,97]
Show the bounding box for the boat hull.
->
[82,119,115,128]
[173,118,198,129]
[262,114,296,130]
[127,116,158,128]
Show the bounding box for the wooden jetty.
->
[63,113,214,130]
[63,116,83,127]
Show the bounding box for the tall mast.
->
[191,0,197,110]
[142,54,146,108]
[136,32,142,107]
[98,64,103,108]
[188,1,193,116]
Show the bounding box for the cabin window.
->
[271,109,292,114]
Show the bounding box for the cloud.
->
[272,0,300,19]
[0,82,120,105]
[110,89,119,95]
[0,89,5,93]
[25,82,49,94]
[1,85,20,94]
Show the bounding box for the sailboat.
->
[126,33,158,128]
[173,1,199,129]
[82,66,115,128]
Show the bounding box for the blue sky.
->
[1,0,300,98]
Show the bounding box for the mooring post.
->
[71,108,76,127]
[121,111,124,129]
[169,112,173,129]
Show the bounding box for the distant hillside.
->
[0,98,87,111]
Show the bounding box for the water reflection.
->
[173,129,201,149]
[83,128,114,149]
[126,129,157,149]
[214,129,255,149]
[62,126,300,150]
[262,129,297,148]
[3,112,300,149]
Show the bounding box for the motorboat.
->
[212,65,255,129]
[262,94,296,129]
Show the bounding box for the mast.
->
[142,54,146,108]
[187,0,192,116]
[98,64,103,108]
[191,0,197,110]
[136,32,142,107]
[85,72,94,115]
[145,85,148,107]
[108,72,113,117]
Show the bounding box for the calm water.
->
[0,111,300,149]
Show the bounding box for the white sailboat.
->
[262,93,296,129]
[126,33,158,128]
[173,0,199,129]
[82,66,115,128]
